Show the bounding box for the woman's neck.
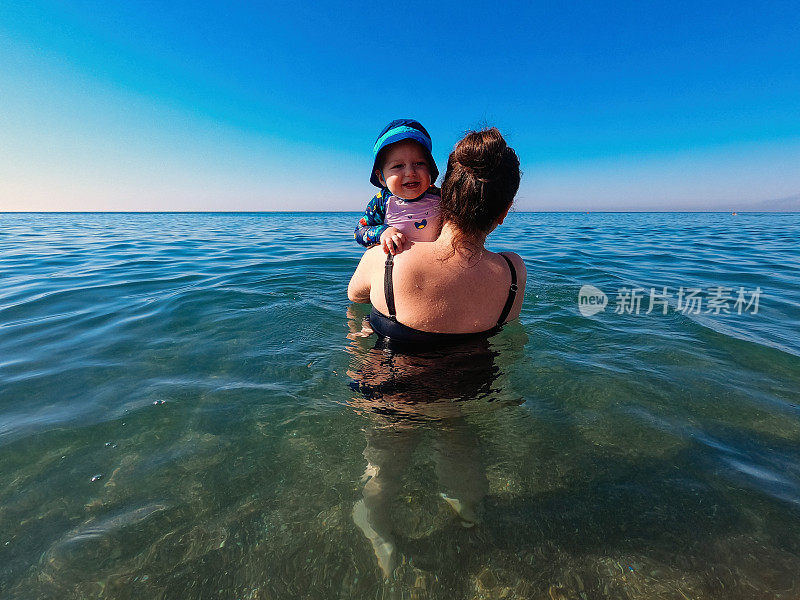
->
[435,221,488,262]
[437,221,487,246]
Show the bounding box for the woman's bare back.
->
[368,240,526,334]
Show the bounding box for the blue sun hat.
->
[370,119,439,188]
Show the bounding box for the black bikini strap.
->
[497,253,518,325]
[384,253,397,320]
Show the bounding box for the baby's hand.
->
[380,227,407,255]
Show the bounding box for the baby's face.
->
[376,140,432,199]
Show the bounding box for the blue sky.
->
[1,1,799,211]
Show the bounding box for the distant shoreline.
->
[3,211,800,215]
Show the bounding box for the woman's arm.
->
[348,247,381,303]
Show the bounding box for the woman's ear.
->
[496,205,511,225]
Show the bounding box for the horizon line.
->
[2,210,798,215]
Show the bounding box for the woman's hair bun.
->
[440,126,521,246]
[452,128,508,181]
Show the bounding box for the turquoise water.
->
[1,212,799,599]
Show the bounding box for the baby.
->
[354,119,441,254]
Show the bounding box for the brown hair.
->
[440,127,520,250]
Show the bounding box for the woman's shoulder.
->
[495,251,526,279]
[362,245,388,264]
[491,251,526,322]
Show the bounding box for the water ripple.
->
[1,212,800,597]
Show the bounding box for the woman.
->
[346,127,526,577]
[348,127,526,339]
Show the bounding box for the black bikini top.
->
[368,252,518,345]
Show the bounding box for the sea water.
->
[1,212,799,599]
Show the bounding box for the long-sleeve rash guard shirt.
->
[354,187,441,247]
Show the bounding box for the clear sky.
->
[1,1,799,211]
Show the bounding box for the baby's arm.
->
[354,191,389,247]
